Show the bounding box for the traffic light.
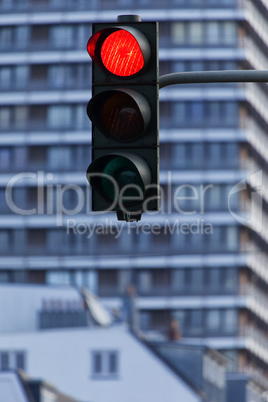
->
[86,15,159,222]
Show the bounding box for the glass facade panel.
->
[0,108,11,129]
[222,22,236,45]
[171,22,185,44]
[206,22,220,44]
[46,271,71,285]
[223,309,237,334]
[15,26,29,48]
[15,65,28,87]
[49,65,65,88]
[0,231,10,252]
[191,102,204,123]
[47,106,72,128]
[0,67,11,88]
[206,310,220,332]
[0,27,12,48]
[189,22,203,44]
[51,25,74,48]
[14,106,28,128]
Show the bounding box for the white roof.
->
[0,372,28,402]
[0,325,200,402]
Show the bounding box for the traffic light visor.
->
[87,27,150,77]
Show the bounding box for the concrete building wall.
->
[0,326,200,402]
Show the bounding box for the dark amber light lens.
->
[101,92,144,141]
[101,30,144,77]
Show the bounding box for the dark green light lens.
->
[101,156,144,203]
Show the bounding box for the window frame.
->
[91,350,119,379]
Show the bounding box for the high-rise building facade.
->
[1,0,268,397]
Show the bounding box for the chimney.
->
[123,284,139,333]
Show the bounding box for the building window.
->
[222,21,236,45]
[31,25,49,45]
[28,229,46,251]
[0,67,11,88]
[51,25,74,48]
[226,226,238,251]
[190,310,203,336]
[99,270,118,294]
[16,352,25,370]
[46,270,71,286]
[191,101,204,123]
[152,270,170,288]
[189,22,203,45]
[47,105,72,129]
[206,309,220,333]
[0,27,12,49]
[0,108,11,129]
[0,148,11,170]
[0,230,10,253]
[0,352,9,370]
[15,65,28,88]
[222,309,237,334]
[137,271,151,293]
[14,106,28,129]
[206,22,220,44]
[15,26,29,49]
[0,271,9,283]
[109,352,118,374]
[171,22,185,44]
[0,351,26,371]
[173,102,186,124]
[91,351,119,379]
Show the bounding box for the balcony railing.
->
[239,0,268,50]
[247,251,268,284]
[240,365,268,390]
[241,36,268,71]
[240,283,268,323]
[0,80,90,92]
[0,121,91,133]
[39,310,88,329]
[0,242,242,257]
[0,0,238,13]
[246,118,268,165]
[239,325,268,368]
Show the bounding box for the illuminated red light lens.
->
[101,30,144,77]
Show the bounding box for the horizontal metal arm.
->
[159,70,268,89]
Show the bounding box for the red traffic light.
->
[101,30,144,76]
[87,89,151,142]
[86,18,159,221]
[87,27,150,77]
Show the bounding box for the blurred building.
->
[0,0,268,399]
[0,371,79,402]
[0,284,214,402]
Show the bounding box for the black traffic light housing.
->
[86,15,159,221]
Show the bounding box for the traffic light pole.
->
[159,70,268,89]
